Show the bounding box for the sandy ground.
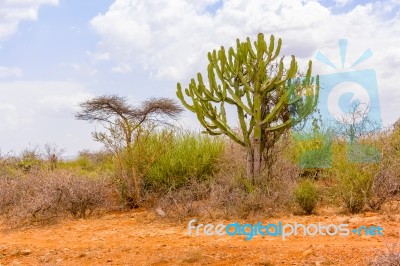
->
[0,209,399,266]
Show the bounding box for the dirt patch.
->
[0,210,399,265]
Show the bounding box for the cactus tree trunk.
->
[246,148,253,180]
[252,138,262,182]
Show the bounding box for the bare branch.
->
[76,95,183,150]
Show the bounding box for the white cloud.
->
[86,51,110,62]
[0,102,33,130]
[38,92,93,112]
[0,65,22,78]
[0,0,58,40]
[90,0,334,80]
[111,64,131,73]
[90,0,400,126]
[0,81,91,128]
[334,0,352,7]
[60,63,98,76]
[0,81,98,155]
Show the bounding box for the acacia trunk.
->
[123,145,141,209]
[129,166,141,207]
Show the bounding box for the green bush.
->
[59,151,114,178]
[18,148,42,172]
[337,166,372,214]
[294,179,319,214]
[327,142,379,213]
[137,130,224,191]
[293,130,333,170]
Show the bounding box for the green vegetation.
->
[139,130,224,191]
[294,179,319,214]
[177,33,319,181]
[1,117,400,227]
[1,33,400,228]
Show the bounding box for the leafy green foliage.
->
[139,131,224,191]
[294,179,319,214]
[330,143,377,214]
[59,151,114,178]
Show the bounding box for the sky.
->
[0,0,399,156]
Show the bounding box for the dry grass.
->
[152,138,299,220]
[370,237,400,266]
[0,170,116,227]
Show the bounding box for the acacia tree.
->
[177,33,319,182]
[76,95,182,208]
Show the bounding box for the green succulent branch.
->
[177,33,319,180]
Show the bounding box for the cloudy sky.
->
[0,0,399,156]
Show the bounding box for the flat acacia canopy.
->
[75,95,183,126]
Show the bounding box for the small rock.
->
[77,252,87,258]
[315,261,322,266]
[20,249,32,256]
[12,261,22,266]
[155,207,166,217]
[302,248,314,257]
[39,256,50,263]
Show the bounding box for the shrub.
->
[210,171,265,218]
[294,179,319,214]
[366,128,400,210]
[0,170,114,227]
[335,163,373,213]
[153,139,297,220]
[328,141,378,214]
[139,130,224,191]
[155,179,211,220]
[60,174,112,218]
[0,177,23,214]
[209,173,296,219]
[370,239,400,266]
[367,168,400,210]
[18,147,42,172]
[292,129,333,170]
[371,252,400,266]
[59,150,114,176]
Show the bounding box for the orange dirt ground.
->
[0,209,399,266]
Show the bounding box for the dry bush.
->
[209,167,297,218]
[0,177,24,214]
[60,174,113,218]
[368,168,400,211]
[154,179,211,220]
[370,238,400,266]
[372,252,400,266]
[0,170,115,227]
[151,136,299,220]
[366,128,400,211]
[210,180,270,219]
[208,141,262,218]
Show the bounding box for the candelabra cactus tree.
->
[177,33,319,182]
